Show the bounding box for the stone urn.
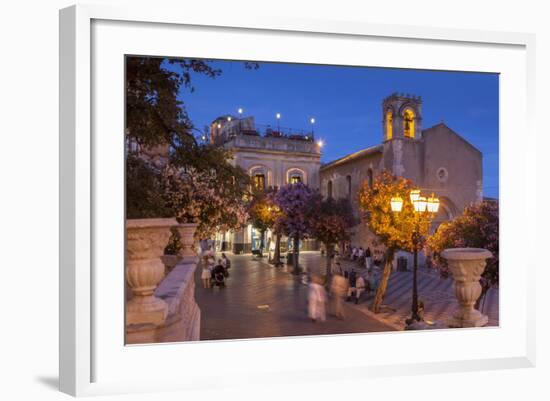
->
[441,248,493,328]
[126,218,177,326]
[176,223,198,258]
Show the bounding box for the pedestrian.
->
[355,275,366,304]
[332,261,343,275]
[365,247,372,271]
[330,272,348,319]
[308,275,327,322]
[201,256,212,289]
[221,252,231,271]
[351,247,357,261]
[347,269,357,302]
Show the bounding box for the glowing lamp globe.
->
[390,196,403,212]
[414,196,428,213]
[410,189,421,204]
[427,196,440,213]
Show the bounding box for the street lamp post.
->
[276,112,281,134]
[391,190,439,323]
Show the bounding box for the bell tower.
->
[382,93,422,142]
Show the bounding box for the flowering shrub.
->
[310,197,356,248]
[273,183,317,272]
[164,226,182,255]
[160,166,249,238]
[428,201,499,290]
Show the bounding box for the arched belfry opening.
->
[385,108,393,140]
[403,108,415,138]
[382,93,422,141]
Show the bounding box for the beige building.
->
[320,93,483,248]
[211,115,322,253]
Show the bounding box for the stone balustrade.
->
[126,258,201,344]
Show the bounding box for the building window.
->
[367,169,373,188]
[346,175,352,198]
[290,175,302,184]
[254,174,266,190]
[286,168,305,184]
[327,180,333,199]
[436,167,449,183]
[385,109,393,140]
[403,108,415,138]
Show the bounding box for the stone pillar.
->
[126,218,177,326]
[441,248,492,328]
[176,223,198,259]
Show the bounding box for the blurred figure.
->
[201,256,213,288]
[355,275,366,304]
[211,259,227,288]
[221,252,230,267]
[365,247,372,271]
[330,272,349,319]
[347,269,357,302]
[331,261,343,275]
[308,275,327,322]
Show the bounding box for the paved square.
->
[194,252,394,340]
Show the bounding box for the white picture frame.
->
[59,3,536,397]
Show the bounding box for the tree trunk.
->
[372,248,396,313]
[292,234,300,275]
[325,242,333,277]
[260,228,266,255]
[273,233,281,266]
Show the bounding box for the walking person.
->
[347,269,357,302]
[308,275,327,322]
[221,252,231,276]
[331,261,343,276]
[201,256,213,289]
[355,275,366,304]
[365,247,372,271]
[330,272,349,319]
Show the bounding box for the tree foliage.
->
[126,57,220,149]
[358,170,432,313]
[125,56,256,235]
[273,183,317,273]
[358,170,431,252]
[248,188,281,234]
[273,183,317,240]
[310,197,356,247]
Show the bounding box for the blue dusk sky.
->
[175,60,499,198]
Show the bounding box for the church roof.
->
[422,122,482,155]
[321,144,383,171]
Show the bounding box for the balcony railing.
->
[226,121,315,142]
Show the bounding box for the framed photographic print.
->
[59,3,536,397]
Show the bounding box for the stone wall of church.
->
[421,124,483,216]
[320,152,382,220]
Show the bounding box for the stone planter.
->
[441,248,492,328]
[176,223,198,258]
[161,254,181,275]
[126,218,177,326]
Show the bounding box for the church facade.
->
[319,93,483,248]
